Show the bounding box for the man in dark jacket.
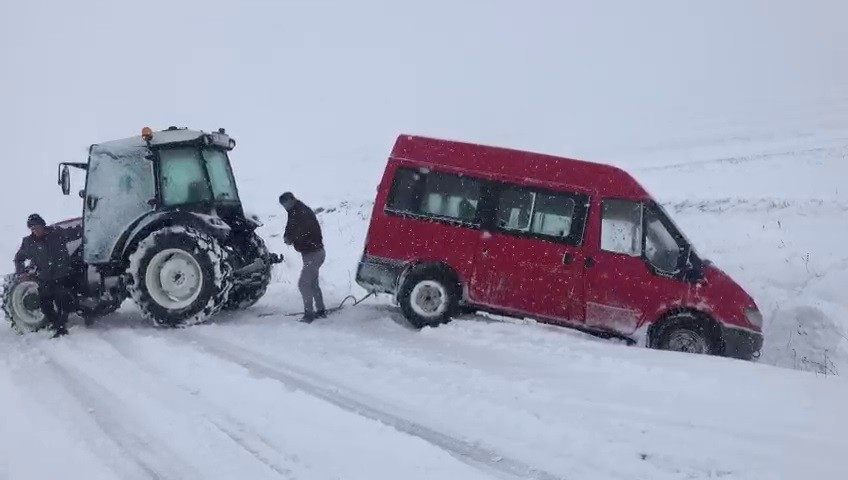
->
[279,192,326,323]
[14,214,82,337]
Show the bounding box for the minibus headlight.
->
[744,308,763,328]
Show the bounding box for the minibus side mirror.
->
[682,247,705,282]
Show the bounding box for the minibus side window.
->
[420,172,481,222]
[386,167,482,225]
[386,168,422,213]
[495,185,581,242]
[532,193,576,237]
[601,200,643,256]
[497,188,535,231]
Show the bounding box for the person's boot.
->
[316,309,327,319]
[51,325,69,338]
[300,312,316,324]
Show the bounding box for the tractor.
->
[2,127,281,332]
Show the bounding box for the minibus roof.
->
[391,135,650,200]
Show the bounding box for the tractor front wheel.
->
[1,275,49,333]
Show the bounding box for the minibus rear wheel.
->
[398,268,459,329]
[653,313,719,355]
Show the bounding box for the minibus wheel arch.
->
[397,262,462,300]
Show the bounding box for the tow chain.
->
[256,291,377,318]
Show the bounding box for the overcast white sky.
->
[1,0,846,242]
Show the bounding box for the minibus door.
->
[471,232,584,323]
[470,186,587,324]
[583,199,687,335]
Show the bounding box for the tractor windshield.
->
[158,147,240,206]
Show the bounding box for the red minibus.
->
[357,135,762,359]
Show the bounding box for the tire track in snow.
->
[39,353,201,480]
[186,331,566,480]
[205,419,296,480]
[97,331,298,480]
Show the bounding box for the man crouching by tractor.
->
[14,214,81,337]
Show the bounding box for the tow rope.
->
[257,291,377,318]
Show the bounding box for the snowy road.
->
[2,294,847,480]
[2,312,498,480]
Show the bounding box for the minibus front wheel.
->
[398,266,459,329]
[651,312,720,356]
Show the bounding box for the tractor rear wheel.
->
[1,275,49,333]
[127,227,233,327]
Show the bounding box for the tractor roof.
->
[90,128,234,158]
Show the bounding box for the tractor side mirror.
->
[59,165,71,195]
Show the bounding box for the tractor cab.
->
[58,127,248,266]
[1,126,281,331]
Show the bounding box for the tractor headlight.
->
[744,307,763,328]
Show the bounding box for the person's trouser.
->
[298,248,326,316]
[38,277,76,331]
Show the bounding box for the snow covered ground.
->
[4,172,847,478]
[2,296,848,480]
[2,1,848,479]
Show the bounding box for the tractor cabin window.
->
[158,147,213,206]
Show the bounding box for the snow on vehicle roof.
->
[90,129,224,158]
[392,134,650,200]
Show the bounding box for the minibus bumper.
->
[721,325,763,360]
[356,255,406,294]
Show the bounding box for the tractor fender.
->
[117,210,231,263]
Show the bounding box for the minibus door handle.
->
[562,252,574,265]
[585,257,595,268]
